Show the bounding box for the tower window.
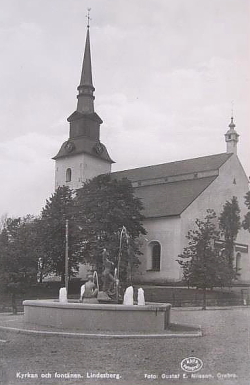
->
[66,168,72,182]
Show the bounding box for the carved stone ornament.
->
[94,142,104,154]
[64,141,75,153]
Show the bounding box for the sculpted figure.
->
[80,274,98,303]
[102,249,116,295]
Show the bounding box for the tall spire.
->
[77,11,95,114]
[53,9,114,191]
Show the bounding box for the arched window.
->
[147,241,161,271]
[66,168,72,182]
[236,252,241,276]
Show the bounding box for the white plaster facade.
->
[134,154,250,284]
[136,217,182,283]
[55,153,111,190]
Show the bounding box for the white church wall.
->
[55,153,111,190]
[134,154,250,284]
[134,216,182,283]
[181,154,250,282]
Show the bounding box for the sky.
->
[0,0,249,218]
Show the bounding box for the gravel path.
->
[0,307,249,385]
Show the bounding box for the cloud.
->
[0,133,59,217]
[0,0,249,217]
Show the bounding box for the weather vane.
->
[86,8,91,28]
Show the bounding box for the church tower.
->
[53,23,114,190]
[225,116,239,155]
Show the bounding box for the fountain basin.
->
[23,300,171,332]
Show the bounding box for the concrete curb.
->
[0,324,202,338]
[0,314,202,339]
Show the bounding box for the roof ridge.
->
[111,152,232,175]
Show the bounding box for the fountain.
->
[23,227,171,333]
[23,281,171,332]
[123,286,134,305]
[23,297,171,332]
[59,287,67,303]
[137,288,145,306]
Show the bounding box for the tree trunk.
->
[12,292,17,315]
[39,270,43,283]
[38,259,45,283]
[202,287,207,310]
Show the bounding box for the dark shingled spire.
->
[53,20,114,164]
[77,27,95,114]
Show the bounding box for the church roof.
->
[79,27,93,88]
[111,153,232,182]
[134,176,217,217]
[111,153,233,218]
[52,136,114,163]
[67,111,103,124]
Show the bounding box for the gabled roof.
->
[111,153,233,218]
[111,153,232,183]
[134,176,217,217]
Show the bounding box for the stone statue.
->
[101,249,116,296]
[80,274,98,303]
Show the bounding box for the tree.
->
[0,216,39,313]
[242,191,250,232]
[219,196,241,277]
[74,174,146,286]
[177,209,234,310]
[0,216,38,284]
[0,213,8,232]
[36,186,82,283]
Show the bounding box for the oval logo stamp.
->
[181,357,203,373]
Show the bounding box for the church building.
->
[53,26,250,284]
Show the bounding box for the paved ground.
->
[0,307,249,385]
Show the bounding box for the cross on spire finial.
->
[86,8,91,28]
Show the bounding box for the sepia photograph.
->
[0,1,249,384]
